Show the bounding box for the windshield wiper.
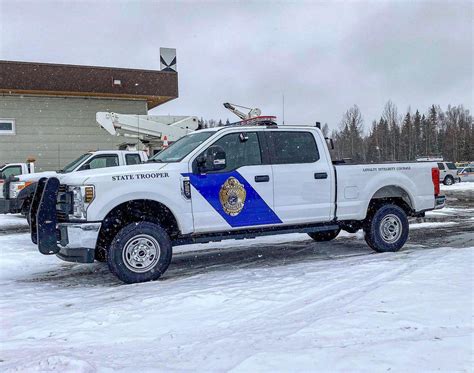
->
[146,159,164,163]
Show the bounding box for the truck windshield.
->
[149,131,214,163]
[59,153,91,173]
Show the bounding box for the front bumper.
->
[0,197,21,214]
[56,222,101,263]
[29,177,101,263]
[434,195,446,209]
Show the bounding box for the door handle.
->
[255,175,270,182]
[314,172,328,179]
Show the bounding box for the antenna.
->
[282,94,285,125]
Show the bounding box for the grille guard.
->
[30,177,61,254]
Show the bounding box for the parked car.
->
[458,166,474,182]
[436,162,460,185]
[1,150,148,216]
[29,124,445,283]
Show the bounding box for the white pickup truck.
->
[29,124,445,283]
[0,161,35,188]
[1,150,147,216]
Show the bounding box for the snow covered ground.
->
[441,181,474,192]
[1,192,473,371]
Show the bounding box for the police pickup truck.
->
[1,150,147,216]
[29,124,446,283]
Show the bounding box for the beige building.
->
[0,60,178,171]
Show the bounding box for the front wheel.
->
[364,204,408,253]
[107,221,172,284]
[308,228,341,242]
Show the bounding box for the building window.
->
[0,119,15,135]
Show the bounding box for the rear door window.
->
[437,163,445,170]
[269,131,319,164]
[126,154,142,165]
[446,163,457,170]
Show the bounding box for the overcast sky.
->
[0,0,472,131]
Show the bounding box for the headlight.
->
[68,185,95,219]
[9,181,32,198]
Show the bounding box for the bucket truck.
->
[96,112,199,154]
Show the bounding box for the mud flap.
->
[36,177,60,254]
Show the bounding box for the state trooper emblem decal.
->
[219,177,246,216]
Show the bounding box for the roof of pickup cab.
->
[210,124,321,132]
[86,150,146,155]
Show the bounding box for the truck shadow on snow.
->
[18,236,420,287]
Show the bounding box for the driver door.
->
[188,131,279,233]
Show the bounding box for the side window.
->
[270,131,319,164]
[446,163,457,170]
[437,163,445,170]
[198,132,262,173]
[82,155,119,170]
[126,154,141,165]
[0,166,22,179]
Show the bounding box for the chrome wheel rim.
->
[446,178,453,185]
[379,214,402,243]
[122,234,160,273]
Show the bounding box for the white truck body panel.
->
[335,163,437,220]
[57,126,439,235]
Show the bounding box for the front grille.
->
[56,210,69,222]
[56,184,71,222]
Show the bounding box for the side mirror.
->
[79,164,91,171]
[199,145,226,173]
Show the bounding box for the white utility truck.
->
[29,122,445,283]
[1,150,147,216]
[0,160,35,186]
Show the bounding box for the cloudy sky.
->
[0,0,472,131]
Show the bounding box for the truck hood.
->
[59,162,171,185]
[18,171,59,182]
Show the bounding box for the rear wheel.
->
[364,204,408,253]
[443,176,454,185]
[308,228,341,242]
[107,221,172,284]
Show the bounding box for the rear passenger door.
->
[268,130,333,224]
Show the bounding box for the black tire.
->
[107,221,172,284]
[308,228,341,242]
[364,204,408,253]
[443,176,454,185]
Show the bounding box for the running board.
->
[172,223,340,246]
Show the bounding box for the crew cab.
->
[29,124,445,283]
[1,150,147,216]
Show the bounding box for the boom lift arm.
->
[96,112,199,143]
[223,103,261,120]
